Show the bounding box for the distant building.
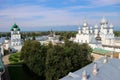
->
[60,57,120,80]
[0,23,22,53]
[0,37,5,55]
[10,23,22,52]
[35,29,64,45]
[70,17,120,52]
[0,43,4,55]
[3,37,10,50]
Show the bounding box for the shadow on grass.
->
[8,63,45,80]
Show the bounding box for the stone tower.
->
[10,23,22,52]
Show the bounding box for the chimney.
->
[110,53,113,58]
[103,55,108,63]
[119,53,120,59]
[93,62,98,75]
[110,55,113,58]
[82,70,87,80]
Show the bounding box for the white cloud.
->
[0,4,119,31]
[91,0,120,6]
[67,0,120,10]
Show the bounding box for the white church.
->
[70,17,120,52]
[10,23,22,52]
[1,23,22,53]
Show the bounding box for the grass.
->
[9,52,23,64]
[8,64,40,80]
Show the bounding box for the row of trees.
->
[114,31,120,37]
[21,40,92,80]
[21,31,77,40]
[1,31,120,41]
[0,32,10,37]
[56,31,77,40]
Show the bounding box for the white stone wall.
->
[74,34,90,43]
[11,29,22,52]
[0,45,4,55]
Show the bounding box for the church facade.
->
[71,17,120,52]
[10,23,22,52]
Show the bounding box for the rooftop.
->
[93,48,111,55]
[0,37,6,43]
[60,57,120,80]
[0,53,4,72]
[11,23,20,31]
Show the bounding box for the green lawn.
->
[8,65,39,80]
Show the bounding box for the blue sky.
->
[0,0,120,31]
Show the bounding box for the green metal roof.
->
[11,23,20,31]
[0,54,4,72]
[93,48,111,55]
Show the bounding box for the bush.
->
[9,52,22,64]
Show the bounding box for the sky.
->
[0,0,120,31]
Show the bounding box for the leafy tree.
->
[21,40,47,78]
[114,31,120,37]
[45,41,92,80]
[21,40,92,80]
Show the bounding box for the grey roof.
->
[35,36,48,41]
[115,37,120,40]
[60,57,120,80]
[0,37,5,43]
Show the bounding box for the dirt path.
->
[2,54,11,65]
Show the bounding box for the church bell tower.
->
[10,23,22,52]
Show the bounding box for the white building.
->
[72,17,120,52]
[0,37,5,55]
[0,43,4,55]
[3,37,10,50]
[10,23,22,52]
[35,29,64,45]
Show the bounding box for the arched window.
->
[81,40,83,43]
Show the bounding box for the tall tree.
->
[21,40,92,80]
[45,41,92,80]
[21,40,47,77]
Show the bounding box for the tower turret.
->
[103,24,108,34]
[10,23,22,52]
[82,17,89,34]
[90,27,93,34]
[83,19,88,27]
[78,27,81,34]
[109,24,113,34]
[100,16,108,34]
[100,16,108,25]
[94,24,98,35]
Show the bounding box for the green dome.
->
[11,23,20,31]
[11,28,14,31]
[17,27,20,31]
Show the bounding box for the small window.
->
[81,40,83,43]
